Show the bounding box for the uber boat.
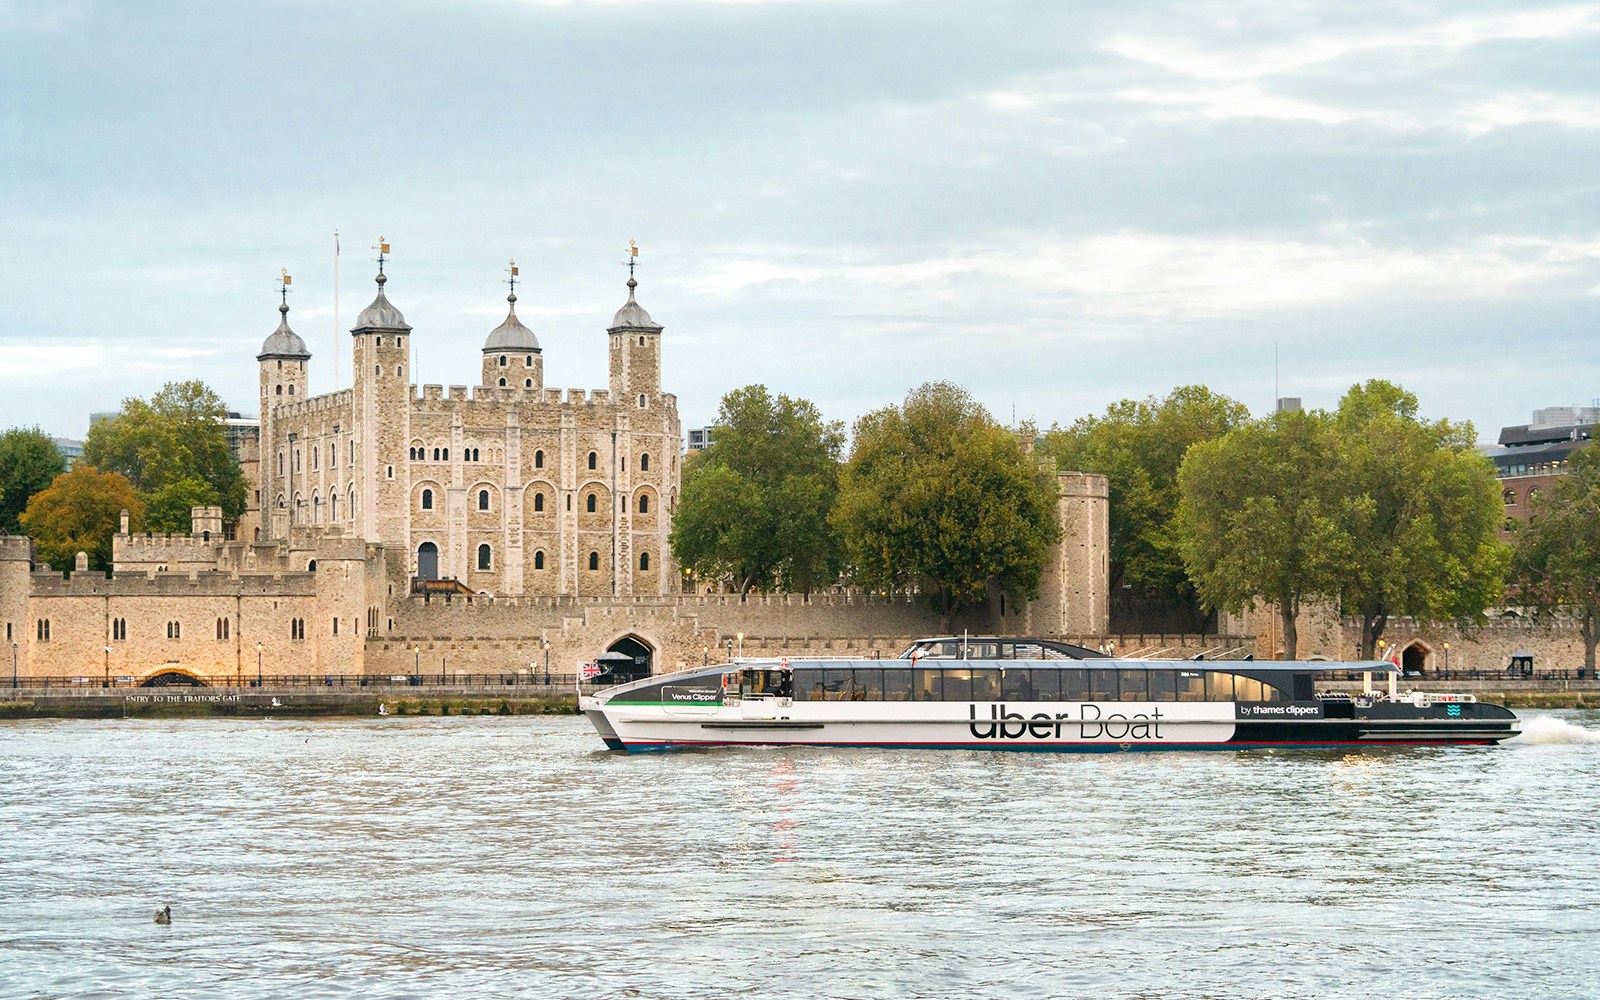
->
[579,639,1520,753]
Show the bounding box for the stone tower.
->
[349,259,412,547]
[1029,471,1110,636]
[257,289,310,541]
[606,275,666,595]
[481,279,542,390]
[608,275,663,404]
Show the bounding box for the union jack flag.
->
[579,662,601,680]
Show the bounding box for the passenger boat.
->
[579,637,1520,753]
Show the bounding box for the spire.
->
[484,258,540,352]
[609,240,662,332]
[352,237,410,332]
[258,268,310,360]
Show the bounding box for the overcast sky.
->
[3,0,1597,444]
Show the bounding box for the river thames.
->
[2,713,1598,999]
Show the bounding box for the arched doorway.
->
[141,669,207,687]
[605,635,654,681]
[417,542,438,581]
[1401,643,1430,677]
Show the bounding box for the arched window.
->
[525,355,533,366]
[275,385,282,396]
[535,449,544,468]
[421,489,433,510]
[588,451,597,470]
[589,551,600,571]
[586,493,597,513]
[477,544,492,571]
[640,453,650,472]
[478,489,489,511]
[432,448,440,461]
[498,355,508,367]
[640,553,650,571]
[1503,489,1516,505]
[525,378,532,388]
[638,394,646,408]
[534,493,544,512]
[499,378,507,387]
[534,550,545,570]
[639,494,650,514]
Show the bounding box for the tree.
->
[670,385,845,593]
[19,466,142,571]
[832,382,1061,628]
[144,477,222,535]
[82,380,248,527]
[1515,442,1600,673]
[0,427,66,534]
[1333,381,1509,658]
[1176,409,1352,658]
[1036,386,1249,604]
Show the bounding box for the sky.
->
[3,0,1598,444]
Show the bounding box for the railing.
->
[2,673,584,691]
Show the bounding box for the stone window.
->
[421,489,434,511]
[312,448,318,471]
[113,618,126,641]
[276,385,282,396]
[640,453,650,472]
[534,550,545,570]
[589,551,600,571]
[1503,489,1516,505]
[216,618,229,640]
[478,489,490,511]
[639,494,649,514]
[377,337,383,346]
[587,493,597,513]
[291,618,305,640]
[639,336,645,346]
[640,552,650,571]
[498,355,508,367]
[386,466,394,479]
[432,448,440,461]
[469,448,480,462]
[477,544,492,571]
[588,451,597,470]
[524,378,532,388]
[566,494,572,511]
[37,619,50,641]
[332,618,339,636]
[331,493,339,520]
[499,378,507,387]
[525,355,533,366]
[288,385,294,396]
[329,444,336,468]
[534,493,544,512]
[166,621,180,640]
[395,365,402,377]
[535,450,544,468]
[375,366,381,377]
[638,394,646,409]
[294,449,301,472]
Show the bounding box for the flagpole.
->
[333,230,341,390]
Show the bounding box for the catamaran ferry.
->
[579,638,1520,753]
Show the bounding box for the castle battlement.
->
[28,568,316,598]
[275,388,354,420]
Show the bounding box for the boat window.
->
[822,668,855,701]
[1089,668,1118,701]
[915,668,941,700]
[1002,666,1034,701]
[742,669,792,698]
[1206,672,1235,701]
[941,668,972,702]
[1029,668,1060,701]
[854,669,884,700]
[1062,669,1090,701]
[1176,670,1207,701]
[1148,669,1177,701]
[1118,669,1148,701]
[1234,675,1263,701]
[881,668,913,702]
[970,668,1001,701]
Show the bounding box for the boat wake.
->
[1513,715,1600,745]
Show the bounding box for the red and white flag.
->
[579,661,601,680]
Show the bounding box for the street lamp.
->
[702,644,708,667]
[256,641,263,688]
[542,640,550,684]
[1443,642,1450,679]
[413,645,420,680]
[737,632,744,659]
[726,638,733,662]
[11,641,17,690]
[103,646,111,688]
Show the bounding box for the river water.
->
[2,712,1599,999]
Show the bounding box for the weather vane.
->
[506,259,519,297]
[278,268,292,305]
[372,236,390,274]
[626,239,639,280]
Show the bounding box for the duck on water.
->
[579,637,1521,753]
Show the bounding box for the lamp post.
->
[103,646,111,688]
[726,638,733,662]
[1443,642,1450,679]
[702,644,708,667]
[542,640,550,684]
[413,645,420,681]
[11,641,17,690]
[737,632,744,659]
[256,641,263,688]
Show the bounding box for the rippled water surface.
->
[3,712,1600,999]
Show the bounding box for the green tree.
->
[0,427,67,534]
[1515,442,1600,673]
[19,466,142,571]
[1176,409,1352,658]
[670,385,845,594]
[1334,380,1509,658]
[144,477,223,535]
[832,382,1061,628]
[82,380,248,527]
[1036,385,1249,604]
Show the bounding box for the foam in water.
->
[1513,715,1600,745]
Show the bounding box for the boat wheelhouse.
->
[580,649,1520,753]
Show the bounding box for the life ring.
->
[778,656,789,670]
